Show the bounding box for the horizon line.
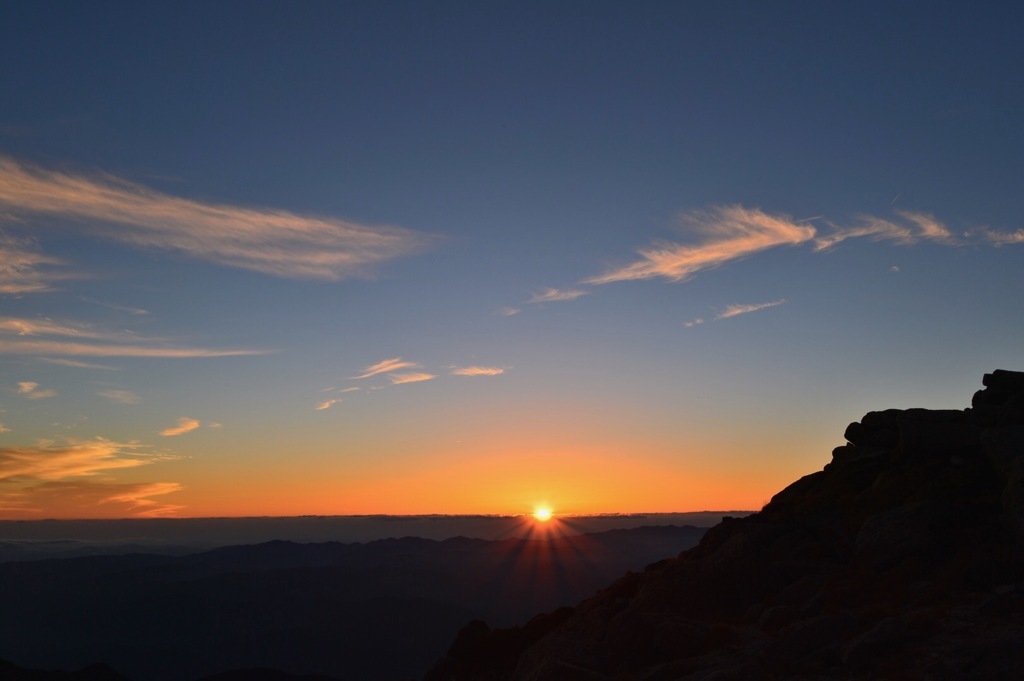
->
[0,510,757,523]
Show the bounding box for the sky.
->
[0,1,1022,519]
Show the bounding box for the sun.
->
[533,506,553,522]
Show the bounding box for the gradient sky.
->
[1,1,1022,519]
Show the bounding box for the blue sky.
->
[1,1,1021,518]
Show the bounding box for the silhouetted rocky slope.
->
[426,370,1024,680]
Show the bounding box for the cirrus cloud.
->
[716,299,787,320]
[0,479,184,518]
[584,205,1013,290]
[352,357,419,379]
[97,389,140,404]
[0,437,152,481]
[0,315,268,358]
[0,316,150,341]
[585,206,816,284]
[16,381,56,399]
[0,231,76,295]
[528,288,589,303]
[979,227,1024,246]
[451,366,505,376]
[388,372,436,385]
[38,357,119,370]
[159,417,200,437]
[98,481,184,516]
[813,210,956,251]
[0,155,434,281]
[0,339,268,358]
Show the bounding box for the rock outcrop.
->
[426,370,1024,680]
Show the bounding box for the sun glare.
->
[533,506,552,522]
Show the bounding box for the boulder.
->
[896,410,981,458]
[844,409,901,448]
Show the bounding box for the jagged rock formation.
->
[426,370,1024,680]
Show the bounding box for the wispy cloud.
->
[684,300,786,327]
[586,206,816,284]
[528,288,589,303]
[388,372,436,385]
[321,385,361,394]
[353,357,418,379]
[497,306,521,316]
[587,205,1017,289]
[0,338,267,358]
[716,299,787,320]
[978,227,1024,246]
[98,481,184,516]
[0,421,9,434]
[451,366,505,376]
[813,211,956,251]
[0,231,75,294]
[315,399,340,411]
[0,437,151,480]
[160,417,200,437]
[898,211,956,243]
[0,438,182,517]
[97,389,140,405]
[813,216,909,251]
[39,357,119,370]
[1,479,183,518]
[81,297,149,315]
[0,155,434,280]
[0,315,148,341]
[0,314,267,358]
[16,381,56,399]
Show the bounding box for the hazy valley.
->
[0,523,709,680]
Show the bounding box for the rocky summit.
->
[426,371,1024,680]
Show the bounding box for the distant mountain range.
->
[0,512,735,562]
[0,525,706,681]
[427,370,1024,679]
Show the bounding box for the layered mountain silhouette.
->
[426,370,1024,680]
[0,525,705,681]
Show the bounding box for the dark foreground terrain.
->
[427,370,1024,680]
[0,525,706,681]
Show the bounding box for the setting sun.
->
[533,507,553,522]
